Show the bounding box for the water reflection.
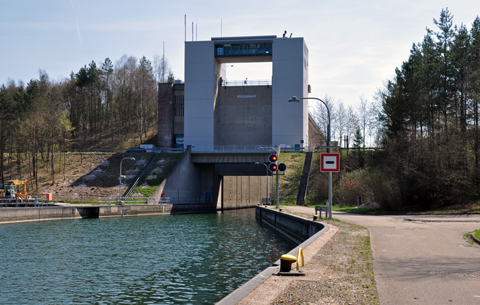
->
[0,208,297,304]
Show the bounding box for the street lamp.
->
[258,146,280,209]
[255,162,269,205]
[289,96,332,219]
[118,157,135,203]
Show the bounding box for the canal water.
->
[0,208,298,304]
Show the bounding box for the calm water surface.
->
[0,209,297,304]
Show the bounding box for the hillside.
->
[1,151,182,203]
[276,151,329,206]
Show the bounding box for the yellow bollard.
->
[280,254,297,272]
[296,247,305,271]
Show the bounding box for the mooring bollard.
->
[280,254,297,272]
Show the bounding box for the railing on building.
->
[191,145,312,153]
[222,79,272,87]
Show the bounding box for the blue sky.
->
[1,0,479,106]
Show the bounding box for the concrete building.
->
[156,35,324,209]
[158,35,322,150]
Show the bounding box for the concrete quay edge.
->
[216,207,337,305]
[0,204,174,225]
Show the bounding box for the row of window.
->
[215,43,272,57]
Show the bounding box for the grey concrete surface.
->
[283,206,480,305]
[0,204,173,224]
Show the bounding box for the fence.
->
[98,196,149,204]
[222,79,272,86]
[0,197,49,207]
[191,145,313,153]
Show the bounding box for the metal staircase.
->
[122,153,159,198]
[296,152,313,206]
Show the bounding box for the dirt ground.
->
[272,220,379,305]
[17,152,152,202]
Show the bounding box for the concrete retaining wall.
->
[99,205,173,217]
[255,206,324,243]
[0,204,174,224]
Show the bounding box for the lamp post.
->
[259,146,280,209]
[255,162,269,205]
[289,96,332,219]
[118,157,135,203]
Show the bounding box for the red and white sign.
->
[321,153,340,172]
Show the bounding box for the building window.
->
[174,93,184,117]
[214,43,272,57]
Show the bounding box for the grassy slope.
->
[277,151,326,206]
[277,152,304,205]
[133,152,183,197]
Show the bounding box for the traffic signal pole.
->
[276,170,279,209]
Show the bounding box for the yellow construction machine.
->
[0,179,28,199]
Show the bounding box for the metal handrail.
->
[222,79,272,86]
[122,153,159,198]
[98,197,148,204]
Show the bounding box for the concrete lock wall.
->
[255,206,325,243]
[161,147,204,200]
[220,176,271,209]
[214,86,272,146]
[0,205,174,224]
[0,206,82,223]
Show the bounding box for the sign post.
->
[321,153,340,172]
[321,153,340,219]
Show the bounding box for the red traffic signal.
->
[268,154,278,163]
[278,163,287,172]
[268,163,278,172]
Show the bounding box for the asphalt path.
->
[283,206,480,305]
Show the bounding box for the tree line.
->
[0,54,173,188]
[311,94,381,148]
[376,8,480,209]
[311,9,480,210]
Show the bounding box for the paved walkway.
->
[283,206,480,305]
